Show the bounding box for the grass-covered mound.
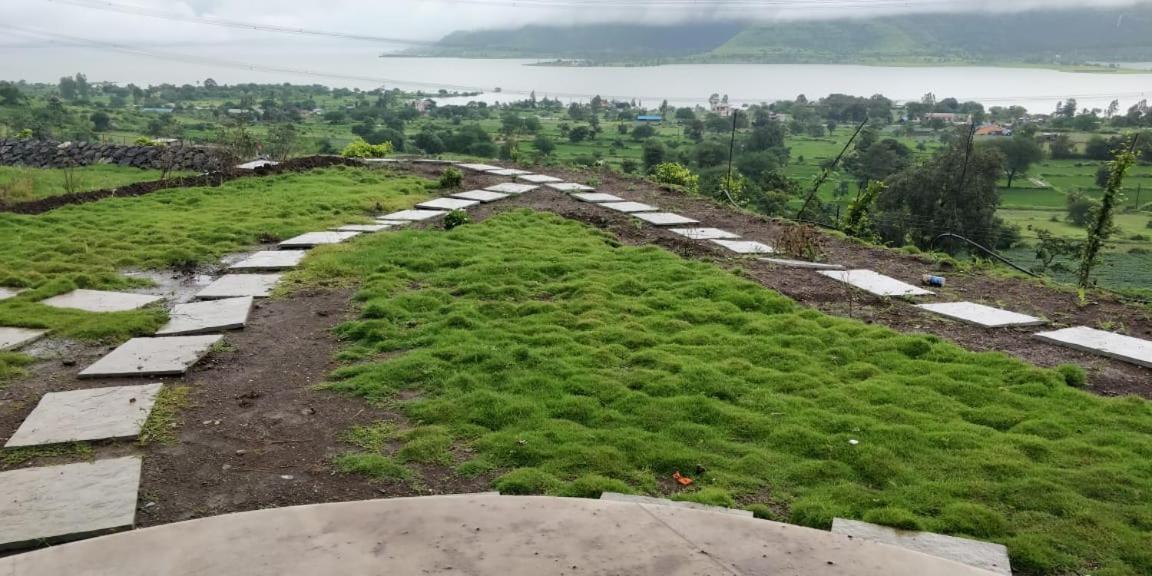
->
[302,210,1152,576]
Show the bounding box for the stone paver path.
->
[333,224,394,233]
[0,457,141,551]
[230,251,306,272]
[572,192,624,203]
[456,163,503,172]
[79,335,222,378]
[450,190,510,203]
[832,518,1011,576]
[157,297,254,336]
[517,174,563,184]
[487,168,532,176]
[546,182,596,192]
[758,258,846,271]
[600,201,659,213]
[1035,326,1152,368]
[0,287,22,301]
[631,212,700,226]
[917,302,1047,328]
[40,290,163,313]
[668,227,740,240]
[819,269,933,297]
[197,274,282,300]
[381,209,448,222]
[485,183,538,194]
[5,384,164,448]
[0,327,49,352]
[710,239,775,255]
[279,231,360,249]
[417,197,479,211]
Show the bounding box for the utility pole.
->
[724,110,738,205]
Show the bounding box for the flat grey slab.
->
[5,383,164,447]
[456,163,503,172]
[1034,326,1152,368]
[196,274,282,300]
[0,457,141,551]
[546,182,596,192]
[417,197,480,211]
[279,231,360,249]
[229,251,305,272]
[381,209,448,222]
[41,290,163,313]
[485,183,539,194]
[917,302,1046,328]
[410,158,453,165]
[157,297,254,336]
[832,518,1011,576]
[374,219,410,227]
[571,192,624,203]
[333,224,393,233]
[451,190,510,203]
[599,492,753,518]
[632,212,700,226]
[710,239,775,255]
[0,287,21,301]
[758,257,846,271]
[235,160,278,170]
[80,335,222,378]
[819,270,934,297]
[517,174,564,184]
[0,327,49,352]
[668,227,740,240]
[486,168,532,176]
[600,201,659,213]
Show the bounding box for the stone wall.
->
[0,139,219,172]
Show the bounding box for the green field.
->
[0,166,432,380]
[290,209,1152,575]
[0,164,193,203]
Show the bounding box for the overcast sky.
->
[1,0,1150,47]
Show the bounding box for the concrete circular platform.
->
[0,495,997,575]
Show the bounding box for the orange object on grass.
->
[672,471,694,486]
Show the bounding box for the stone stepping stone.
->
[546,182,596,192]
[669,227,740,240]
[759,258,845,271]
[600,492,753,518]
[456,163,503,172]
[917,302,1046,328]
[196,274,281,300]
[40,290,163,314]
[417,197,479,211]
[229,251,305,272]
[487,168,533,176]
[0,456,141,551]
[517,174,564,184]
[411,159,453,165]
[485,183,538,194]
[818,269,933,297]
[278,231,360,249]
[451,190,510,203]
[1034,326,1152,368]
[0,287,22,301]
[572,192,624,203]
[374,219,410,226]
[0,327,49,352]
[332,224,393,233]
[5,383,164,448]
[632,212,700,226]
[157,297,254,336]
[381,209,449,222]
[710,239,776,255]
[832,518,1011,576]
[235,160,278,170]
[600,201,659,214]
[79,335,222,378]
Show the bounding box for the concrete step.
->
[599,491,753,517]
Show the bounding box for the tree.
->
[844,137,912,189]
[266,123,302,161]
[675,108,696,122]
[58,76,78,100]
[89,111,111,132]
[991,136,1043,188]
[1065,191,1100,227]
[414,131,446,154]
[1049,134,1077,159]
[568,125,591,143]
[631,124,656,141]
[0,82,25,106]
[875,141,1004,251]
[745,122,785,152]
[1085,136,1118,161]
[1079,143,1138,288]
[642,140,666,172]
[204,78,219,89]
[533,133,556,156]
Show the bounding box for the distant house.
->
[411,99,435,114]
[923,112,971,125]
[709,94,732,118]
[636,115,663,123]
[975,124,1012,137]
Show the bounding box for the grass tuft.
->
[0,442,92,469]
[138,385,190,446]
[333,453,412,480]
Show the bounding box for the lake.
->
[3,43,1151,111]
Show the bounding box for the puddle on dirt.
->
[122,252,260,305]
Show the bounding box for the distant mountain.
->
[413,7,1152,66]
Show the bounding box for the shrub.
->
[620,159,639,174]
[340,139,393,158]
[438,167,463,189]
[133,136,154,146]
[1056,364,1087,387]
[444,210,470,230]
[493,467,561,494]
[651,162,699,194]
[16,128,33,139]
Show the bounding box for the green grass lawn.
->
[0,166,434,380]
[0,165,195,203]
[294,209,1152,576]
